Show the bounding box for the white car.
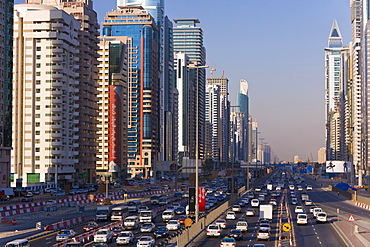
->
[246,208,255,216]
[94,229,114,243]
[116,231,135,245]
[313,208,323,218]
[56,229,76,242]
[232,205,241,213]
[140,222,155,233]
[310,206,317,214]
[236,221,248,232]
[215,219,227,229]
[166,220,180,230]
[295,206,304,213]
[207,224,222,237]
[305,200,313,206]
[251,199,260,207]
[296,213,308,225]
[226,211,236,220]
[316,212,327,223]
[307,185,313,191]
[136,236,155,247]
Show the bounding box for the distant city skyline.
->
[14,0,352,162]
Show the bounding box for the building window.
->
[36,47,41,51]
[35,156,40,161]
[35,131,40,135]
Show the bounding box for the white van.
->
[162,210,175,222]
[251,199,259,207]
[296,213,308,225]
[124,216,139,230]
[5,239,30,247]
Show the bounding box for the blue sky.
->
[15,0,351,161]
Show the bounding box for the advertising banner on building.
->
[326,161,351,173]
[109,85,122,170]
[198,187,206,211]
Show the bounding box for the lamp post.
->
[188,62,208,223]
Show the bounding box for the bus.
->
[111,206,129,221]
[5,239,30,247]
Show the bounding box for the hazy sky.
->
[15,0,352,162]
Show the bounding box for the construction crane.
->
[210,65,216,78]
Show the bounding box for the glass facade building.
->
[103,6,159,178]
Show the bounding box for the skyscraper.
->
[236,79,250,162]
[173,19,206,160]
[102,6,159,178]
[12,4,80,186]
[324,20,349,161]
[206,78,229,163]
[97,36,129,181]
[0,0,13,188]
[117,0,177,164]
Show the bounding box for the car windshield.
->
[119,232,131,237]
[208,225,218,229]
[168,220,177,224]
[142,223,152,227]
[222,238,235,242]
[157,226,166,231]
[140,237,151,241]
[96,230,108,234]
[58,230,70,234]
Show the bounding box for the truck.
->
[139,210,155,223]
[96,205,114,221]
[259,204,273,221]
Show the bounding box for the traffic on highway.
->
[1,169,369,247]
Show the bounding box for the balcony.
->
[52,48,64,53]
[51,149,63,155]
[51,90,63,96]
[52,124,63,130]
[51,141,62,146]
[59,166,76,174]
[73,104,79,108]
[73,119,79,124]
[72,151,79,156]
[51,98,62,104]
[52,23,64,29]
[73,112,79,116]
[73,143,79,148]
[51,115,62,121]
[52,81,64,87]
[73,96,79,101]
[73,128,79,132]
[52,73,64,79]
[52,56,64,62]
[52,65,64,70]
[53,107,62,112]
[52,39,63,45]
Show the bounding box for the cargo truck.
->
[96,205,114,221]
[259,204,273,221]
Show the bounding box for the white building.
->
[205,84,221,162]
[12,4,80,186]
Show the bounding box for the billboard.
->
[198,187,206,211]
[109,85,123,169]
[326,161,351,173]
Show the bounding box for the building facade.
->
[324,20,350,161]
[173,19,206,160]
[0,0,13,188]
[97,36,129,182]
[12,4,80,186]
[102,6,159,178]
[236,79,250,162]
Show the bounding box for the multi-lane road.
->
[1,171,370,246]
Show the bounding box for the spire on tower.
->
[328,19,343,48]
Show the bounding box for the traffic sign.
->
[184,218,193,227]
[283,223,291,232]
[348,214,356,222]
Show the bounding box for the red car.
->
[83,221,99,232]
[177,216,187,224]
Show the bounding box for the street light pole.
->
[188,62,208,223]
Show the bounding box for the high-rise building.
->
[12,4,80,186]
[102,6,159,178]
[251,122,258,162]
[236,79,250,162]
[350,0,362,171]
[318,147,326,164]
[26,0,100,184]
[173,19,206,160]
[206,78,229,163]
[97,36,129,181]
[174,52,191,160]
[205,84,221,163]
[324,20,349,161]
[117,0,177,164]
[0,0,13,188]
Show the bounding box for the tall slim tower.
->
[236,79,250,162]
[97,36,129,181]
[205,85,221,163]
[324,20,349,162]
[102,6,159,179]
[173,19,206,160]
[206,78,229,163]
[0,0,13,188]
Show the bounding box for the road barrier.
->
[44,216,85,231]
